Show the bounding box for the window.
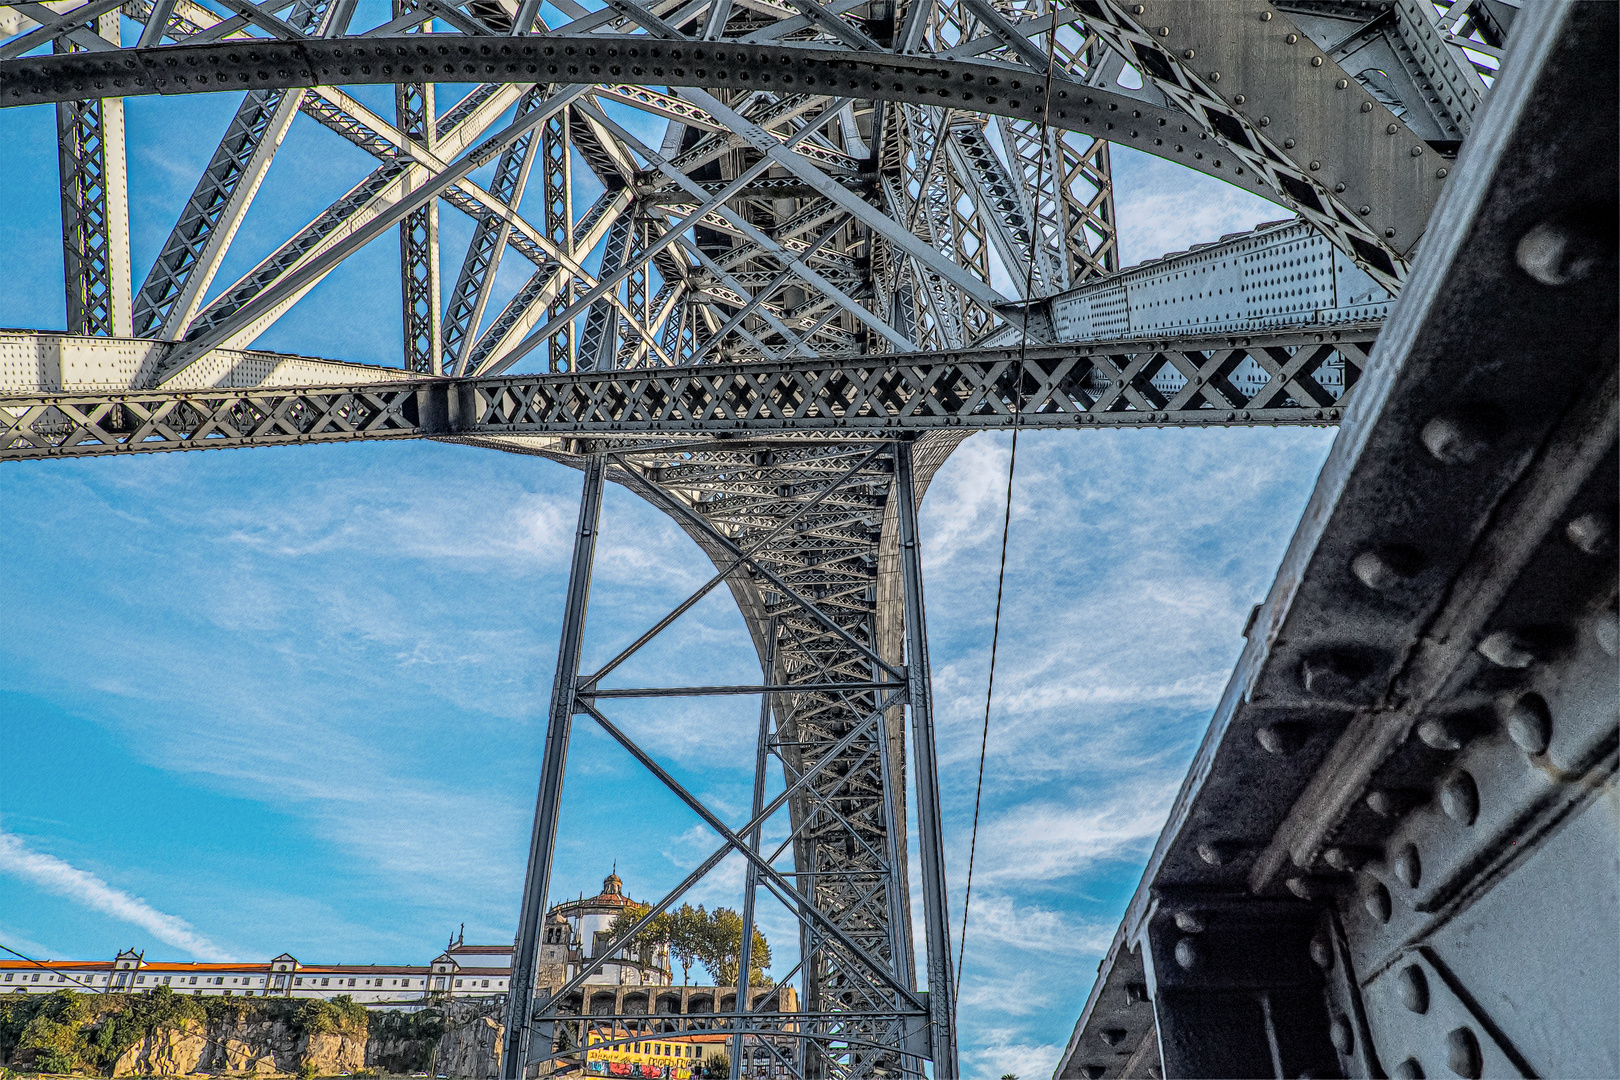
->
[348,979,356,987]
[136,976,145,984]
[321,979,329,987]
[481,980,489,988]
[295,978,303,986]
[163,976,172,985]
[190,977,198,985]
[3,975,10,982]
[455,979,463,988]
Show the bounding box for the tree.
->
[697,907,771,988]
[607,902,710,985]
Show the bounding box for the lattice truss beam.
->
[0,326,1378,458]
[3,1,1510,376]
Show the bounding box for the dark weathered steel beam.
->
[1054,2,1617,1076]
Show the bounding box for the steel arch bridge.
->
[3,1,1614,1079]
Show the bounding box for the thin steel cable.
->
[954,17,1060,1001]
[0,942,105,992]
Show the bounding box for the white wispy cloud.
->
[0,832,235,961]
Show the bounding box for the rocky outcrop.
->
[108,1017,365,1077]
[430,1015,502,1080]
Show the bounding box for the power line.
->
[0,942,105,993]
[954,16,1058,1001]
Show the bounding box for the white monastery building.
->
[3,872,672,1005]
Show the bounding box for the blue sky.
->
[1,77,1335,1078]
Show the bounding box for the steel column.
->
[53,10,129,338]
[893,438,957,1077]
[503,455,607,1080]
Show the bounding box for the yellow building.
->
[584,1030,732,1079]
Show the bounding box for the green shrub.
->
[700,1050,729,1078]
[297,1061,319,1080]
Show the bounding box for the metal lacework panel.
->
[0,326,1379,458]
[636,442,918,1076]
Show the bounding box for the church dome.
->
[602,871,624,897]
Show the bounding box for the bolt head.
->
[1286,32,1298,43]
[1503,693,1551,754]
[1565,511,1616,555]
[1351,550,1402,591]
[1173,909,1205,933]
[1196,840,1243,866]
[1335,182,1347,193]
[1363,880,1392,923]
[1392,843,1421,889]
[1183,48,1195,59]
[1309,159,1321,170]
[1337,78,1349,89]
[1440,771,1480,826]
[1329,1014,1354,1054]
[1310,933,1335,970]
[1173,937,1202,970]
[1420,409,1498,464]
[1447,1027,1483,1080]
[1516,211,1616,286]
[1397,964,1429,1013]
[1478,630,1536,669]
[1311,55,1323,66]
[1387,123,1399,134]
[1416,716,1465,751]
[1256,721,1309,754]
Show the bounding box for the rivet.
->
[1367,789,1425,817]
[1286,876,1320,899]
[1257,721,1308,754]
[1197,839,1243,866]
[1595,607,1619,657]
[1397,964,1429,1013]
[1516,211,1615,285]
[1283,136,1296,148]
[1099,1028,1127,1047]
[1565,511,1616,555]
[1183,49,1195,59]
[1261,10,1272,19]
[1440,771,1480,826]
[1392,1057,1425,1079]
[1337,78,1349,89]
[1436,167,1448,178]
[1324,846,1375,871]
[1311,55,1323,66]
[1209,71,1220,81]
[1259,115,1271,126]
[1352,550,1404,590]
[1173,909,1206,933]
[1363,880,1392,923]
[1359,205,1372,215]
[1386,228,1397,238]
[1286,32,1298,43]
[1234,94,1246,104]
[1301,650,1374,697]
[1361,101,1373,112]
[1416,716,1467,751]
[1132,4,1144,12]
[1310,932,1335,969]
[1503,693,1551,754]
[1420,410,1496,464]
[1330,1014,1354,1054]
[1387,123,1399,134]
[1393,843,1421,888]
[1447,1027,1483,1079]
[1310,160,1321,170]
[1174,937,1202,970]
[1478,630,1536,668]
[1410,145,1424,157]
[1335,182,1347,193]
[1157,25,1170,36]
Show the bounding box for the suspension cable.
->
[954,16,1060,1002]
